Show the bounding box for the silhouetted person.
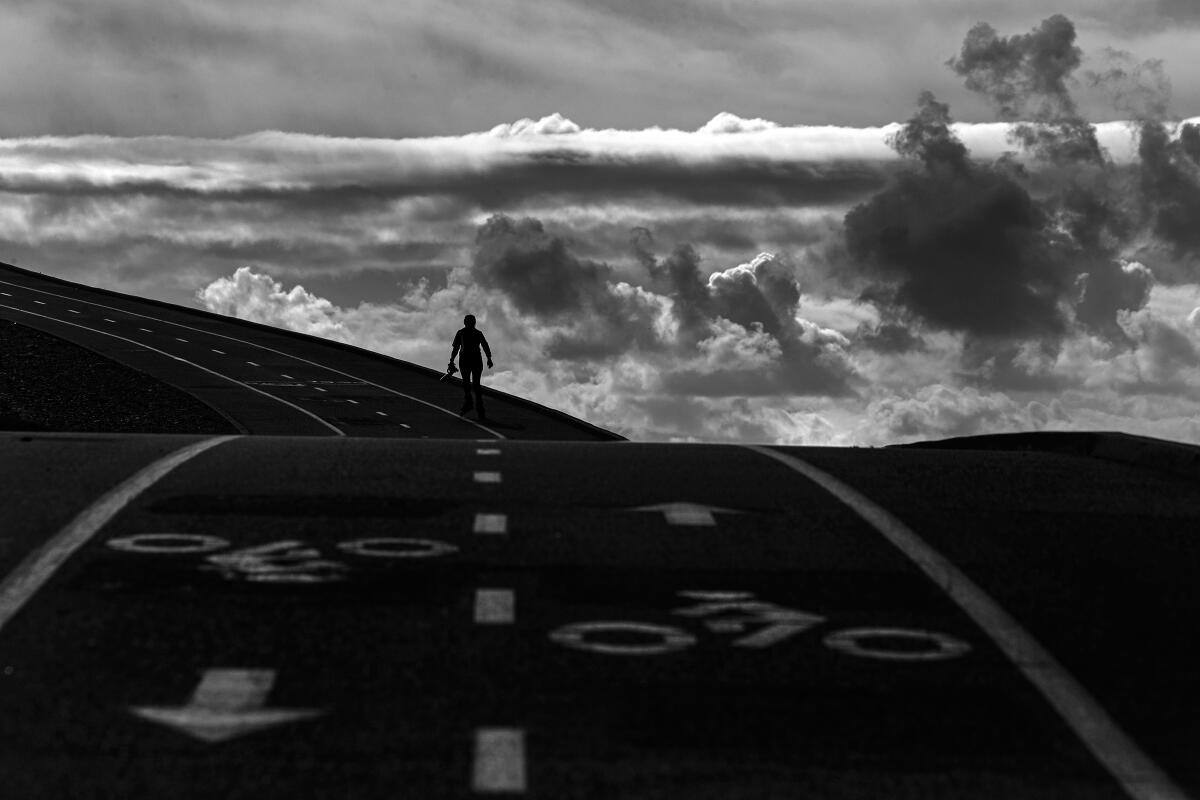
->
[450,314,493,418]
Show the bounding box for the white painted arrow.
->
[631,502,742,526]
[131,669,322,743]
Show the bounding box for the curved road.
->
[0,265,1198,798]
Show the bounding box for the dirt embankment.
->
[0,319,237,434]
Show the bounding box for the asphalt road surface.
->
[1,264,1198,798]
[0,263,619,442]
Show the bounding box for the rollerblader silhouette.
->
[449,314,493,418]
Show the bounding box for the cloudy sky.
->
[2,0,1200,444]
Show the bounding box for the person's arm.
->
[481,332,493,367]
[450,330,461,362]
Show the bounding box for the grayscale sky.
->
[2,1,1199,444]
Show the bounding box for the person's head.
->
[464,314,476,328]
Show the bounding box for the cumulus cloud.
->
[697,113,780,135]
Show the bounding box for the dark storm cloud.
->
[949,14,1103,165]
[1137,121,1200,257]
[844,93,1071,339]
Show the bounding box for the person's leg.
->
[472,367,485,416]
[459,359,475,412]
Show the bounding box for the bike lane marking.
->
[473,728,527,793]
[0,436,238,635]
[744,444,1190,800]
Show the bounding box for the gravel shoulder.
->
[0,318,237,434]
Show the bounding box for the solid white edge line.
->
[0,436,238,634]
[0,304,345,436]
[473,728,526,793]
[0,278,506,440]
[743,444,1190,800]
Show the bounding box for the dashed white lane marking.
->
[211,349,225,354]
[474,589,515,625]
[68,309,80,314]
[400,423,411,429]
[103,318,116,323]
[476,448,501,456]
[246,361,260,367]
[472,728,526,793]
[0,436,237,636]
[139,327,152,332]
[0,292,10,296]
[280,374,294,379]
[314,386,326,392]
[175,337,188,342]
[375,410,387,416]
[474,471,502,484]
[346,399,359,405]
[33,300,45,304]
[744,445,1190,800]
[473,514,508,535]
[0,305,344,436]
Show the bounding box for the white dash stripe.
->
[280,374,294,379]
[0,437,237,635]
[139,328,152,332]
[314,386,326,392]
[400,423,411,429]
[68,309,80,314]
[375,411,387,416]
[246,361,260,367]
[175,337,188,342]
[33,300,45,304]
[211,349,225,354]
[347,399,358,404]
[103,318,115,323]
[472,728,526,793]
[744,444,1190,800]
[0,292,10,296]
[473,514,508,535]
[476,448,501,456]
[474,589,515,624]
[474,471,502,484]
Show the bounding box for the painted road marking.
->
[474,589,515,624]
[473,728,526,794]
[131,669,322,744]
[551,622,696,656]
[211,349,225,354]
[0,437,236,635]
[108,533,230,554]
[744,445,1190,800]
[375,410,387,416]
[103,318,116,322]
[474,513,508,534]
[281,374,294,379]
[474,471,502,484]
[337,538,459,558]
[68,309,80,314]
[314,386,326,392]
[0,292,10,296]
[139,327,152,332]
[33,300,45,304]
[175,337,188,342]
[633,502,740,526]
[476,448,501,456]
[246,361,260,367]
[824,628,972,662]
[346,399,359,404]
[400,423,411,429]
[0,278,506,439]
[0,305,344,436]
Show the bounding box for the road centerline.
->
[743,444,1190,800]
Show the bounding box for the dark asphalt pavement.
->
[2,433,1198,799]
[0,263,621,442]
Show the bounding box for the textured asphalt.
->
[1,264,1198,798]
[1,434,1198,799]
[0,263,620,442]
